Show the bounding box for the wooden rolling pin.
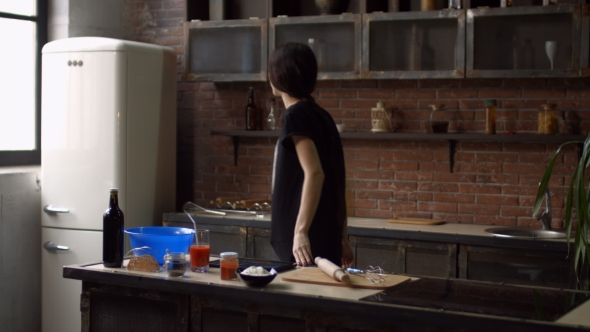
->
[315,257,350,283]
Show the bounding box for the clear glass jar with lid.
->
[428,104,449,133]
[538,104,558,134]
[220,251,239,280]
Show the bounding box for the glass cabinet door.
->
[269,14,362,80]
[466,5,585,78]
[184,19,268,82]
[362,10,466,79]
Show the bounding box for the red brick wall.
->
[125,0,590,228]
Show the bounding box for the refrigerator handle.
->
[43,204,70,214]
[43,241,70,251]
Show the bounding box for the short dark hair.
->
[268,43,317,99]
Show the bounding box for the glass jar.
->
[484,99,496,135]
[220,252,239,280]
[428,104,449,133]
[539,104,558,134]
[163,250,186,277]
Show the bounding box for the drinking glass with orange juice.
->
[190,229,210,273]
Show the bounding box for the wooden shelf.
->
[211,130,586,170]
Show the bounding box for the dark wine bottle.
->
[245,87,258,131]
[103,188,124,268]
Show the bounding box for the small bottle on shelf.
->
[245,87,258,131]
[428,104,449,134]
[103,188,124,268]
[484,99,496,135]
[266,98,276,131]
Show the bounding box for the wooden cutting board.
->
[387,217,445,225]
[281,267,410,290]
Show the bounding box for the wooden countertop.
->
[64,259,590,329]
[75,259,379,302]
[163,213,573,251]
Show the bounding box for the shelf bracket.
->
[449,140,456,173]
[232,136,239,166]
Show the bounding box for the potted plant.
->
[534,136,590,290]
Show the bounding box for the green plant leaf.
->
[535,135,589,288]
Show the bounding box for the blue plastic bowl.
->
[124,227,194,264]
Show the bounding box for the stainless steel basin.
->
[485,227,566,239]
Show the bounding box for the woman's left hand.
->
[341,239,353,268]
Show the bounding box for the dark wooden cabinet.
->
[184,0,589,81]
[270,14,362,80]
[362,10,466,79]
[349,235,457,278]
[184,18,268,82]
[458,244,578,289]
[246,227,280,260]
[466,4,588,78]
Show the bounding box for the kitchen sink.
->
[485,227,566,239]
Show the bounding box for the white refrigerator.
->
[40,37,177,332]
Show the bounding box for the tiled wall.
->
[126,0,590,228]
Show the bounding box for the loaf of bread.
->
[127,255,160,272]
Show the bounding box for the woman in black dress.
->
[268,42,353,268]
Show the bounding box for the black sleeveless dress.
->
[270,101,346,266]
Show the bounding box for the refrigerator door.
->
[41,51,127,230]
[41,227,102,332]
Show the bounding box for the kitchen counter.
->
[163,212,573,251]
[64,259,590,331]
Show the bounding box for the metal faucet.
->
[536,187,552,230]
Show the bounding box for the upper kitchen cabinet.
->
[185,0,390,21]
[269,14,362,80]
[362,10,466,79]
[184,19,268,82]
[186,0,271,21]
[466,4,590,78]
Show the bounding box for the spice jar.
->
[538,104,558,134]
[220,252,239,280]
[428,104,449,133]
[484,99,496,135]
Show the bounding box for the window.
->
[0,0,46,166]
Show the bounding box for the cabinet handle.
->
[43,205,70,213]
[43,241,69,251]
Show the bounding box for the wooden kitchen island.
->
[64,260,590,332]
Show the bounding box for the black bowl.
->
[237,268,277,287]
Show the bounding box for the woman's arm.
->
[291,135,324,266]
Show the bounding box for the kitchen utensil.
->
[237,267,277,287]
[346,266,387,284]
[184,201,226,216]
[387,217,445,225]
[124,227,194,264]
[315,257,349,283]
[184,201,261,216]
[281,267,410,289]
